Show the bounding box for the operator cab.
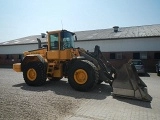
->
[48,30,76,51]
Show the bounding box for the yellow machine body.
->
[13,30,79,79]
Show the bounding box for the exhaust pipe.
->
[37,38,42,48]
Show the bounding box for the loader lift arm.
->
[92,45,117,80]
[78,47,114,86]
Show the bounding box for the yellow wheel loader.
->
[13,30,152,101]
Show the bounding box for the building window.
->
[6,55,10,59]
[110,52,122,59]
[116,53,122,59]
[133,53,140,59]
[110,53,115,59]
[133,52,147,59]
[18,55,22,59]
[140,52,147,59]
[154,52,160,59]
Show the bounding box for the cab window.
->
[50,34,59,50]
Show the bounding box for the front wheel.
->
[68,60,99,91]
[23,62,46,86]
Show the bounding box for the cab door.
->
[47,32,60,60]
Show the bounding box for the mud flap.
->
[112,63,152,101]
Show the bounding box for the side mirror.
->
[37,38,42,48]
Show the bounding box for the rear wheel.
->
[68,60,99,91]
[23,62,46,86]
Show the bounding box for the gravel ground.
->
[1,68,160,120]
[0,68,82,120]
[0,68,112,120]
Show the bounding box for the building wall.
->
[75,37,160,52]
[0,37,160,71]
[0,44,40,67]
[102,51,159,72]
[75,37,160,72]
[0,54,22,67]
[1,37,159,54]
[0,44,39,54]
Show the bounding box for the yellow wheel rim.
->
[27,68,37,81]
[74,69,88,84]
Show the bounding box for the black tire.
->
[68,60,99,91]
[97,79,103,84]
[23,62,46,86]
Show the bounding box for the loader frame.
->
[13,29,152,101]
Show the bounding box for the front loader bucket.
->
[112,63,152,101]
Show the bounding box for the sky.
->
[0,0,160,42]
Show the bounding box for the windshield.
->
[61,31,75,50]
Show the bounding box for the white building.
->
[0,24,160,71]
